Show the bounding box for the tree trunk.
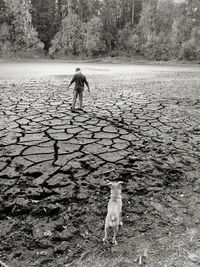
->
[132,0,135,25]
[68,0,72,15]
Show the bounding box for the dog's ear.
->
[117,181,123,187]
[105,179,112,186]
[106,179,113,186]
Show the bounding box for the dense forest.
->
[0,0,200,60]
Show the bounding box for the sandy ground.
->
[0,62,200,267]
[0,61,200,79]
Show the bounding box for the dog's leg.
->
[112,224,119,245]
[103,224,109,243]
[119,211,123,226]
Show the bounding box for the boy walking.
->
[67,68,90,112]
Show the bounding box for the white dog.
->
[103,181,123,245]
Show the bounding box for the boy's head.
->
[76,68,81,73]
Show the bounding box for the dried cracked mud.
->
[0,67,200,267]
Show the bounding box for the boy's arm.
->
[67,75,76,89]
[84,77,90,92]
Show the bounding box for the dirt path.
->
[0,68,200,267]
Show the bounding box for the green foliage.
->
[49,14,105,57]
[141,32,171,61]
[118,23,133,51]
[181,27,200,60]
[49,13,84,56]
[117,23,139,56]
[84,16,106,56]
[127,33,140,56]
[1,0,200,60]
[0,22,12,57]
[138,0,200,61]
[1,0,44,57]
[31,0,61,51]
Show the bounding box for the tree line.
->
[0,0,200,60]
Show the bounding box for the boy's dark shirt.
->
[70,73,89,89]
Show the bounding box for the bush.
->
[180,27,200,60]
[0,23,12,57]
[126,34,140,56]
[49,14,84,57]
[1,0,44,58]
[84,17,106,56]
[181,40,196,60]
[141,33,171,61]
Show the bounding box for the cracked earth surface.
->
[0,65,200,267]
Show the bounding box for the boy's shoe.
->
[71,108,76,113]
[78,108,86,113]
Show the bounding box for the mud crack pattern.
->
[0,71,200,267]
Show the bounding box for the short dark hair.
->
[76,68,81,72]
